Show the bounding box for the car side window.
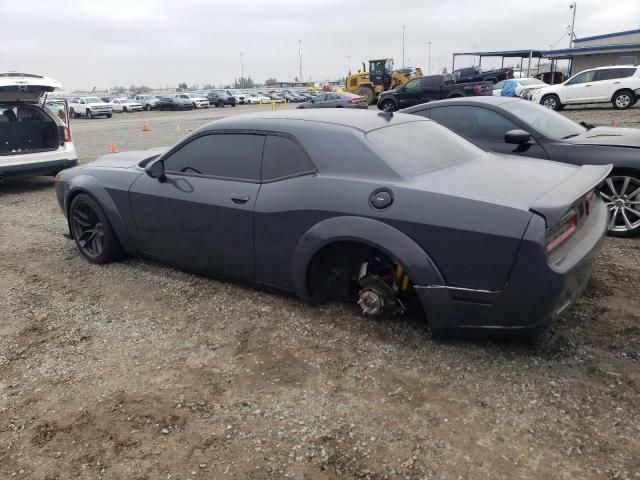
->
[430,106,481,138]
[470,108,520,142]
[618,68,636,78]
[566,70,595,85]
[404,78,422,91]
[594,69,620,81]
[163,134,265,181]
[262,135,315,182]
[494,80,506,90]
[315,94,325,102]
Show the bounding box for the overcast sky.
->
[1,0,638,91]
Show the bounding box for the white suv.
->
[532,65,640,110]
[0,73,77,180]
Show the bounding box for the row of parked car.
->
[56,89,330,119]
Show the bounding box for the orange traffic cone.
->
[142,120,150,132]
[110,143,118,153]
[610,119,617,127]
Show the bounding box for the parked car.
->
[531,65,640,110]
[377,74,492,112]
[54,109,609,340]
[401,96,640,236]
[174,93,209,109]
[297,92,368,109]
[492,78,548,98]
[267,92,285,103]
[110,98,143,112]
[205,90,236,107]
[134,94,159,110]
[282,92,304,103]
[0,72,77,179]
[67,96,113,119]
[452,66,513,84]
[155,96,193,111]
[245,93,270,104]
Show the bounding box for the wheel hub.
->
[358,289,384,315]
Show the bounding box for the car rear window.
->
[366,120,484,177]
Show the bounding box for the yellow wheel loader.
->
[345,58,422,105]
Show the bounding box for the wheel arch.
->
[65,176,137,255]
[611,88,635,102]
[291,216,445,301]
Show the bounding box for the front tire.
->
[86,109,93,119]
[106,113,112,118]
[380,99,396,112]
[600,173,640,237]
[122,107,128,113]
[541,94,562,111]
[69,194,124,264]
[145,104,151,111]
[612,90,634,110]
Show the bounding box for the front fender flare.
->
[64,175,137,255]
[291,216,445,300]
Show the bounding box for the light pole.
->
[347,55,351,73]
[298,40,303,82]
[240,52,244,87]
[402,26,406,68]
[569,2,577,48]
[427,41,432,74]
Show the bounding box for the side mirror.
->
[504,129,531,145]
[145,160,166,182]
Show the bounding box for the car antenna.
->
[377,111,393,120]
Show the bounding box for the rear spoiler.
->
[530,164,612,226]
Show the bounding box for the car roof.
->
[202,109,428,133]
[587,64,638,70]
[400,96,519,113]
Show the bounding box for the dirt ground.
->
[0,104,639,479]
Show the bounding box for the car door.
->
[310,94,326,108]
[396,78,423,108]
[128,133,264,279]
[561,70,595,103]
[590,68,621,102]
[428,105,549,158]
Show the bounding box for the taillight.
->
[348,98,359,104]
[546,211,578,253]
[473,85,482,94]
[64,126,72,143]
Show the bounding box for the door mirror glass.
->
[145,159,166,181]
[504,129,531,144]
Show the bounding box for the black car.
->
[206,90,236,107]
[377,74,492,112]
[156,96,193,111]
[54,110,609,340]
[401,96,640,236]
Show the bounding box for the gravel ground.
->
[0,104,639,479]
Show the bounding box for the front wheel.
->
[380,99,396,112]
[86,109,93,119]
[69,108,77,119]
[69,194,124,264]
[145,104,151,111]
[106,113,112,118]
[123,107,128,113]
[541,94,562,111]
[356,86,375,105]
[612,90,634,110]
[600,173,640,237]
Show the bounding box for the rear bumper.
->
[415,201,607,339]
[0,158,78,179]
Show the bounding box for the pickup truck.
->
[377,74,492,112]
[67,96,113,119]
[452,66,513,84]
[133,94,159,110]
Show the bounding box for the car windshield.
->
[366,120,484,177]
[501,100,586,140]
[84,97,102,103]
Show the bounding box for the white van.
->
[0,72,77,179]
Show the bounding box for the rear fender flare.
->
[64,175,137,255]
[291,216,445,299]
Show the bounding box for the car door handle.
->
[230,193,250,204]
[613,81,621,84]
[585,84,591,87]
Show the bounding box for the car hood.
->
[413,152,610,225]
[0,72,62,103]
[89,148,169,169]
[564,126,640,148]
[87,102,110,107]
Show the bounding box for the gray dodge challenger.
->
[54,110,611,339]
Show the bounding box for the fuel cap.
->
[369,188,393,210]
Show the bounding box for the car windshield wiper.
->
[561,134,580,139]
